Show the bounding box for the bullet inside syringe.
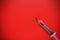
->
[35,17,54,35]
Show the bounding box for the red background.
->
[0,0,60,40]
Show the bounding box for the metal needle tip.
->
[35,17,39,21]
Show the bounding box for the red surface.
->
[1,0,60,40]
